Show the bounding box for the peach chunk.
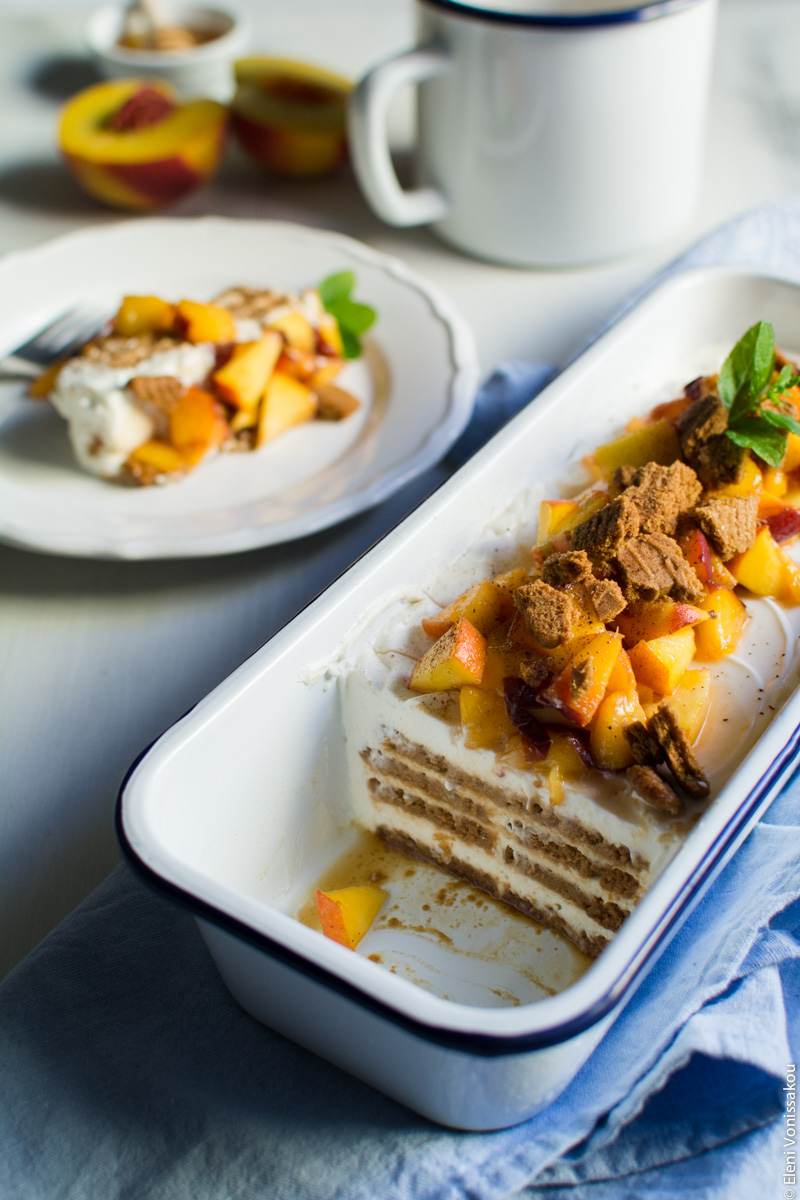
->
[715,454,762,498]
[268,310,317,353]
[127,439,186,475]
[422,579,516,639]
[169,387,228,465]
[606,646,636,693]
[728,527,800,603]
[493,566,531,592]
[231,57,353,178]
[114,295,176,337]
[212,331,283,410]
[175,299,237,345]
[534,491,608,560]
[628,626,696,696]
[678,527,737,588]
[541,733,587,804]
[537,499,580,543]
[590,418,680,478]
[694,586,748,660]
[29,361,64,399]
[783,432,800,473]
[540,630,623,726]
[762,466,788,498]
[256,371,317,446]
[318,311,344,357]
[615,598,708,646]
[660,668,711,743]
[59,80,227,211]
[409,617,487,692]
[460,686,517,748]
[315,884,387,950]
[590,689,647,770]
[315,383,361,421]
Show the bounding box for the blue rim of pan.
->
[417,0,707,28]
[115,718,800,1059]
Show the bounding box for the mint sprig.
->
[718,321,800,467]
[318,270,377,360]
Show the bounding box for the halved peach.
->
[59,80,227,211]
[628,626,696,696]
[256,370,317,446]
[231,57,352,178]
[409,617,486,692]
[212,330,283,409]
[694,586,748,660]
[315,885,387,950]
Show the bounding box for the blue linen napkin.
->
[5,197,800,1199]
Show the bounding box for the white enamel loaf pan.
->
[118,268,800,1131]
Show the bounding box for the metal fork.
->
[0,307,110,380]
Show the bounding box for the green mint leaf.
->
[765,364,798,400]
[760,408,800,437]
[317,272,377,359]
[338,326,361,360]
[318,271,355,308]
[725,419,787,467]
[718,321,775,413]
[327,296,376,337]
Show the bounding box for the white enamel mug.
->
[348,0,718,267]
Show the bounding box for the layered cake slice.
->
[341,321,800,956]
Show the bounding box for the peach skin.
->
[59,79,228,210]
[231,57,352,178]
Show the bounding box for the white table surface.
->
[2,0,800,979]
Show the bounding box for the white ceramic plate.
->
[0,218,478,559]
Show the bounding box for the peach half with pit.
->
[58,79,228,211]
[230,57,352,178]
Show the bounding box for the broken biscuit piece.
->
[692,494,758,560]
[514,580,577,649]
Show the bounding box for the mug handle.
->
[348,45,452,228]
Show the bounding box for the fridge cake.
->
[341,322,800,956]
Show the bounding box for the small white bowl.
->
[86,3,250,102]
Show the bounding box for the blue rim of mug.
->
[418,0,706,26]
